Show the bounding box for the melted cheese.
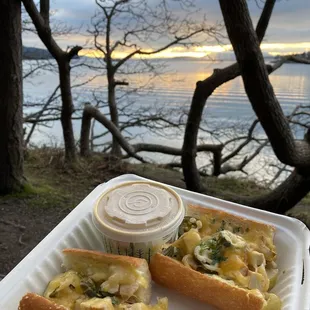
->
[80,297,114,310]
[90,272,109,283]
[219,237,270,291]
[190,211,276,263]
[177,227,278,297]
[266,268,279,290]
[171,229,201,256]
[262,293,282,310]
[69,261,143,289]
[44,270,84,309]
[43,267,147,310]
[219,253,247,275]
[219,231,246,249]
[101,265,138,295]
[218,246,249,288]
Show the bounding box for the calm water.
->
[23,59,310,183]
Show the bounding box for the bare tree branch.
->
[128,143,222,156]
[40,0,49,25]
[219,0,310,170]
[267,164,289,187]
[88,0,221,155]
[67,46,83,61]
[221,119,259,164]
[114,29,210,70]
[80,103,146,162]
[22,0,63,60]
[221,140,269,174]
[23,61,50,79]
[182,0,278,192]
[255,0,276,40]
[24,85,60,146]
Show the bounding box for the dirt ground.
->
[0,199,71,280]
[0,149,126,280]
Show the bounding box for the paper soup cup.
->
[92,181,185,262]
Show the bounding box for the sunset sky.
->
[23,0,310,59]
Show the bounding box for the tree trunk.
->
[0,0,24,194]
[22,0,80,162]
[249,170,310,214]
[218,170,310,214]
[58,59,76,162]
[182,82,212,192]
[108,77,122,157]
[80,104,92,157]
[182,0,277,192]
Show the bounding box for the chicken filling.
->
[171,216,281,308]
[44,265,144,310]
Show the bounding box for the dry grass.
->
[1,147,309,211]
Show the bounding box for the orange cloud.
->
[79,42,310,59]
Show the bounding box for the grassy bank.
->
[1,147,271,210]
[1,147,310,215]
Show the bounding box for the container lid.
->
[93,181,184,242]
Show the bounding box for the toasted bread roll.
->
[19,293,168,310]
[18,249,156,310]
[62,248,151,304]
[150,204,282,310]
[150,253,265,310]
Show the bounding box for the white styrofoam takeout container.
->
[0,174,309,310]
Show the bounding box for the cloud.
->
[22,0,310,55]
[50,0,97,28]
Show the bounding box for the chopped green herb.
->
[178,217,193,235]
[80,278,98,298]
[179,216,202,235]
[111,297,120,305]
[198,234,231,265]
[99,290,115,298]
[199,238,216,254]
[81,278,115,299]
[210,249,227,265]
[210,234,231,264]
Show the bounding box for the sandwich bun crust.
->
[150,252,266,310]
[18,293,68,310]
[187,204,276,235]
[62,248,150,270]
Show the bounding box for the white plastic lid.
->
[93,181,184,242]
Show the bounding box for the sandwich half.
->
[19,248,168,310]
[150,205,282,310]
